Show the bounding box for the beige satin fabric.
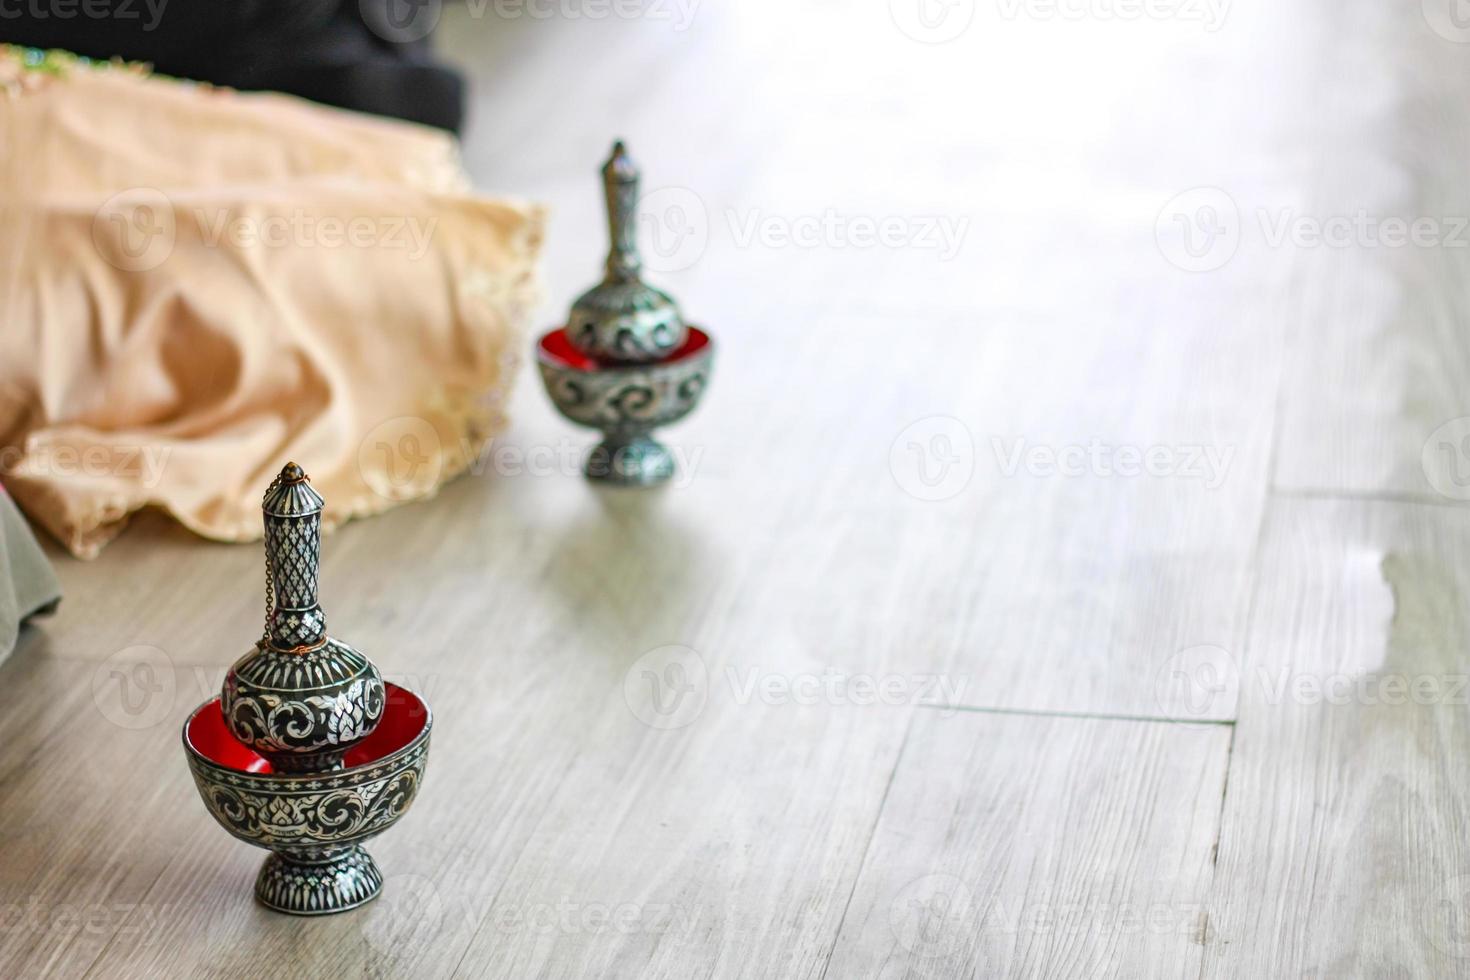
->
[0,51,544,558]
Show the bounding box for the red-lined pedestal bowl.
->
[182,683,432,915]
[537,326,714,486]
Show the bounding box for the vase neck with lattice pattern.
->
[262,463,327,652]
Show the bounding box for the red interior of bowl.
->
[186,683,429,774]
[538,326,711,371]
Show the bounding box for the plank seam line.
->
[1270,484,1470,510]
[815,707,918,980]
[1197,721,1238,980]
[917,702,1235,727]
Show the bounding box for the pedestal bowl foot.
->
[586,435,676,486]
[256,846,383,915]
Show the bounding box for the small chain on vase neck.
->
[260,471,282,649]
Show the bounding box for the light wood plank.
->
[826,710,1231,979]
[1203,498,1470,978]
[1264,4,1470,499]
[0,656,225,978]
[447,645,912,979]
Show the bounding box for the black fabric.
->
[0,0,465,133]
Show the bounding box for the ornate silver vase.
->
[538,141,715,487]
[182,463,432,915]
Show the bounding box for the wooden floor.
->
[5,1,1470,976]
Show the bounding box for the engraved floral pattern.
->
[186,739,428,852]
[223,640,385,762]
[539,345,712,434]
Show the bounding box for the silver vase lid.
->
[566,141,688,363]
